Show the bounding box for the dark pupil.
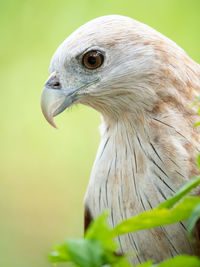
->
[88,56,97,65]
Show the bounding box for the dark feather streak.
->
[118,193,124,220]
[175,170,185,178]
[139,194,146,210]
[143,192,153,209]
[152,118,189,141]
[133,147,138,173]
[154,183,167,200]
[99,137,110,160]
[154,171,175,193]
[131,161,139,199]
[150,156,169,178]
[150,142,163,162]
[162,227,179,255]
[111,208,115,228]
[127,234,142,263]
[168,157,180,168]
[180,222,187,231]
[105,161,112,206]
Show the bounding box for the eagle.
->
[41,15,200,264]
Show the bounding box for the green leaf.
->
[110,257,132,267]
[135,261,153,267]
[194,121,200,127]
[187,203,200,241]
[67,239,103,267]
[153,255,200,267]
[85,212,128,265]
[85,211,117,252]
[157,176,200,209]
[113,177,200,237]
[136,255,200,267]
[49,212,128,266]
[50,239,104,267]
[113,197,200,236]
[49,243,71,263]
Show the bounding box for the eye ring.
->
[82,50,104,70]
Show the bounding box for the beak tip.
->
[40,86,68,130]
[52,122,59,130]
[50,120,58,129]
[46,117,59,130]
[42,111,58,129]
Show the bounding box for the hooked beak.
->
[40,87,71,129]
[40,73,99,128]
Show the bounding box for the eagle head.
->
[41,15,179,128]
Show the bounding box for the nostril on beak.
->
[53,81,61,88]
[45,78,62,90]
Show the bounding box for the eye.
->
[82,50,104,70]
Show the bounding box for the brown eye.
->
[82,50,104,69]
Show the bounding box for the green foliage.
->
[85,211,117,252]
[49,176,200,267]
[157,175,200,209]
[114,176,200,236]
[50,239,104,266]
[151,255,200,267]
[187,203,200,241]
[49,212,131,266]
[136,255,200,267]
[194,121,200,128]
[113,196,200,236]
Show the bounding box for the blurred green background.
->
[0,0,200,266]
